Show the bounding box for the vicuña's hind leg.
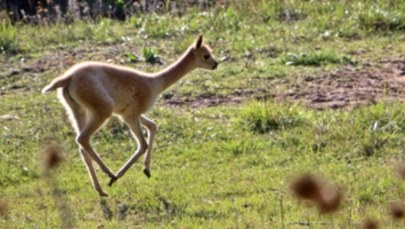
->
[140,115,157,178]
[75,113,109,196]
[61,88,109,196]
[76,110,116,180]
[79,148,108,196]
[72,83,116,179]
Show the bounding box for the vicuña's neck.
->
[153,47,196,92]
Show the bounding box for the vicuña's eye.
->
[203,55,210,60]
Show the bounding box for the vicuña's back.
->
[48,62,159,116]
[41,35,218,196]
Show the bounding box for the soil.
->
[162,59,405,109]
[282,59,405,109]
[2,46,404,110]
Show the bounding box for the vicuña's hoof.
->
[108,177,118,187]
[143,169,151,178]
[98,190,109,197]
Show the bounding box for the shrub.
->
[0,21,19,54]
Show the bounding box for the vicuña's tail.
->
[41,75,72,94]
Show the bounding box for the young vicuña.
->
[42,35,218,196]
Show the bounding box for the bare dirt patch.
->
[162,59,405,109]
[283,59,405,109]
[3,46,404,110]
[161,88,270,108]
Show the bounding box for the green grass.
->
[281,50,356,66]
[1,0,405,228]
[359,5,405,32]
[239,101,309,133]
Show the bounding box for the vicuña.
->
[42,35,218,196]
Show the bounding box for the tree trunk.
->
[5,0,69,23]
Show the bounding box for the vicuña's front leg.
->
[140,115,157,178]
[109,117,148,186]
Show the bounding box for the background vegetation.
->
[1,0,405,228]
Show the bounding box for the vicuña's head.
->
[191,35,218,70]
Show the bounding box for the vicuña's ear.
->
[195,35,203,49]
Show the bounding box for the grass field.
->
[1,0,405,228]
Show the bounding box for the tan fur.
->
[42,35,218,196]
